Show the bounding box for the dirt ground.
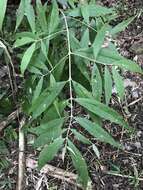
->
[0,1,143,190]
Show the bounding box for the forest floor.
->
[0,0,143,190]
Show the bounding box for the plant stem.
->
[0,40,17,97]
[60,10,73,160]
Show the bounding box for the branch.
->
[26,158,82,189]
[104,171,143,181]
[16,117,26,190]
[0,108,20,132]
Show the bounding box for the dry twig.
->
[26,158,82,189]
[104,171,143,181]
[0,108,20,132]
[16,117,26,190]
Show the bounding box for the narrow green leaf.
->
[50,74,56,86]
[73,81,102,126]
[92,24,110,59]
[25,1,35,33]
[68,4,114,17]
[74,46,121,64]
[70,33,90,80]
[28,66,42,75]
[31,49,48,71]
[68,140,89,188]
[32,77,43,103]
[75,117,121,148]
[38,138,64,169]
[13,37,35,48]
[49,75,62,119]
[81,5,89,23]
[15,0,25,31]
[92,144,100,159]
[29,118,64,135]
[112,67,125,100]
[90,5,114,16]
[36,0,47,32]
[34,126,62,148]
[98,48,122,63]
[48,0,59,34]
[74,47,143,74]
[71,129,91,145]
[95,16,104,31]
[98,50,143,74]
[70,32,81,50]
[33,60,48,71]
[114,59,143,74]
[74,55,90,81]
[21,43,36,74]
[30,81,66,118]
[54,55,68,81]
[104,66,112,104]
[73,81,92,98]
[80,29,89,48]
[41,40,48,58]
[110,16,135,35]
[91,64,102,101]
[41,101,67,122]
[0,0,8,31]
[75,98,129,129]
[15,31,37,39]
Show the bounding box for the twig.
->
[104,171,143,181]
[0,40,17,97]
[16,117,26,190]
[26,158,82,189]
[0,108,20,132]
[127,97,142,107]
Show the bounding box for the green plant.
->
[0,0,142,188]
